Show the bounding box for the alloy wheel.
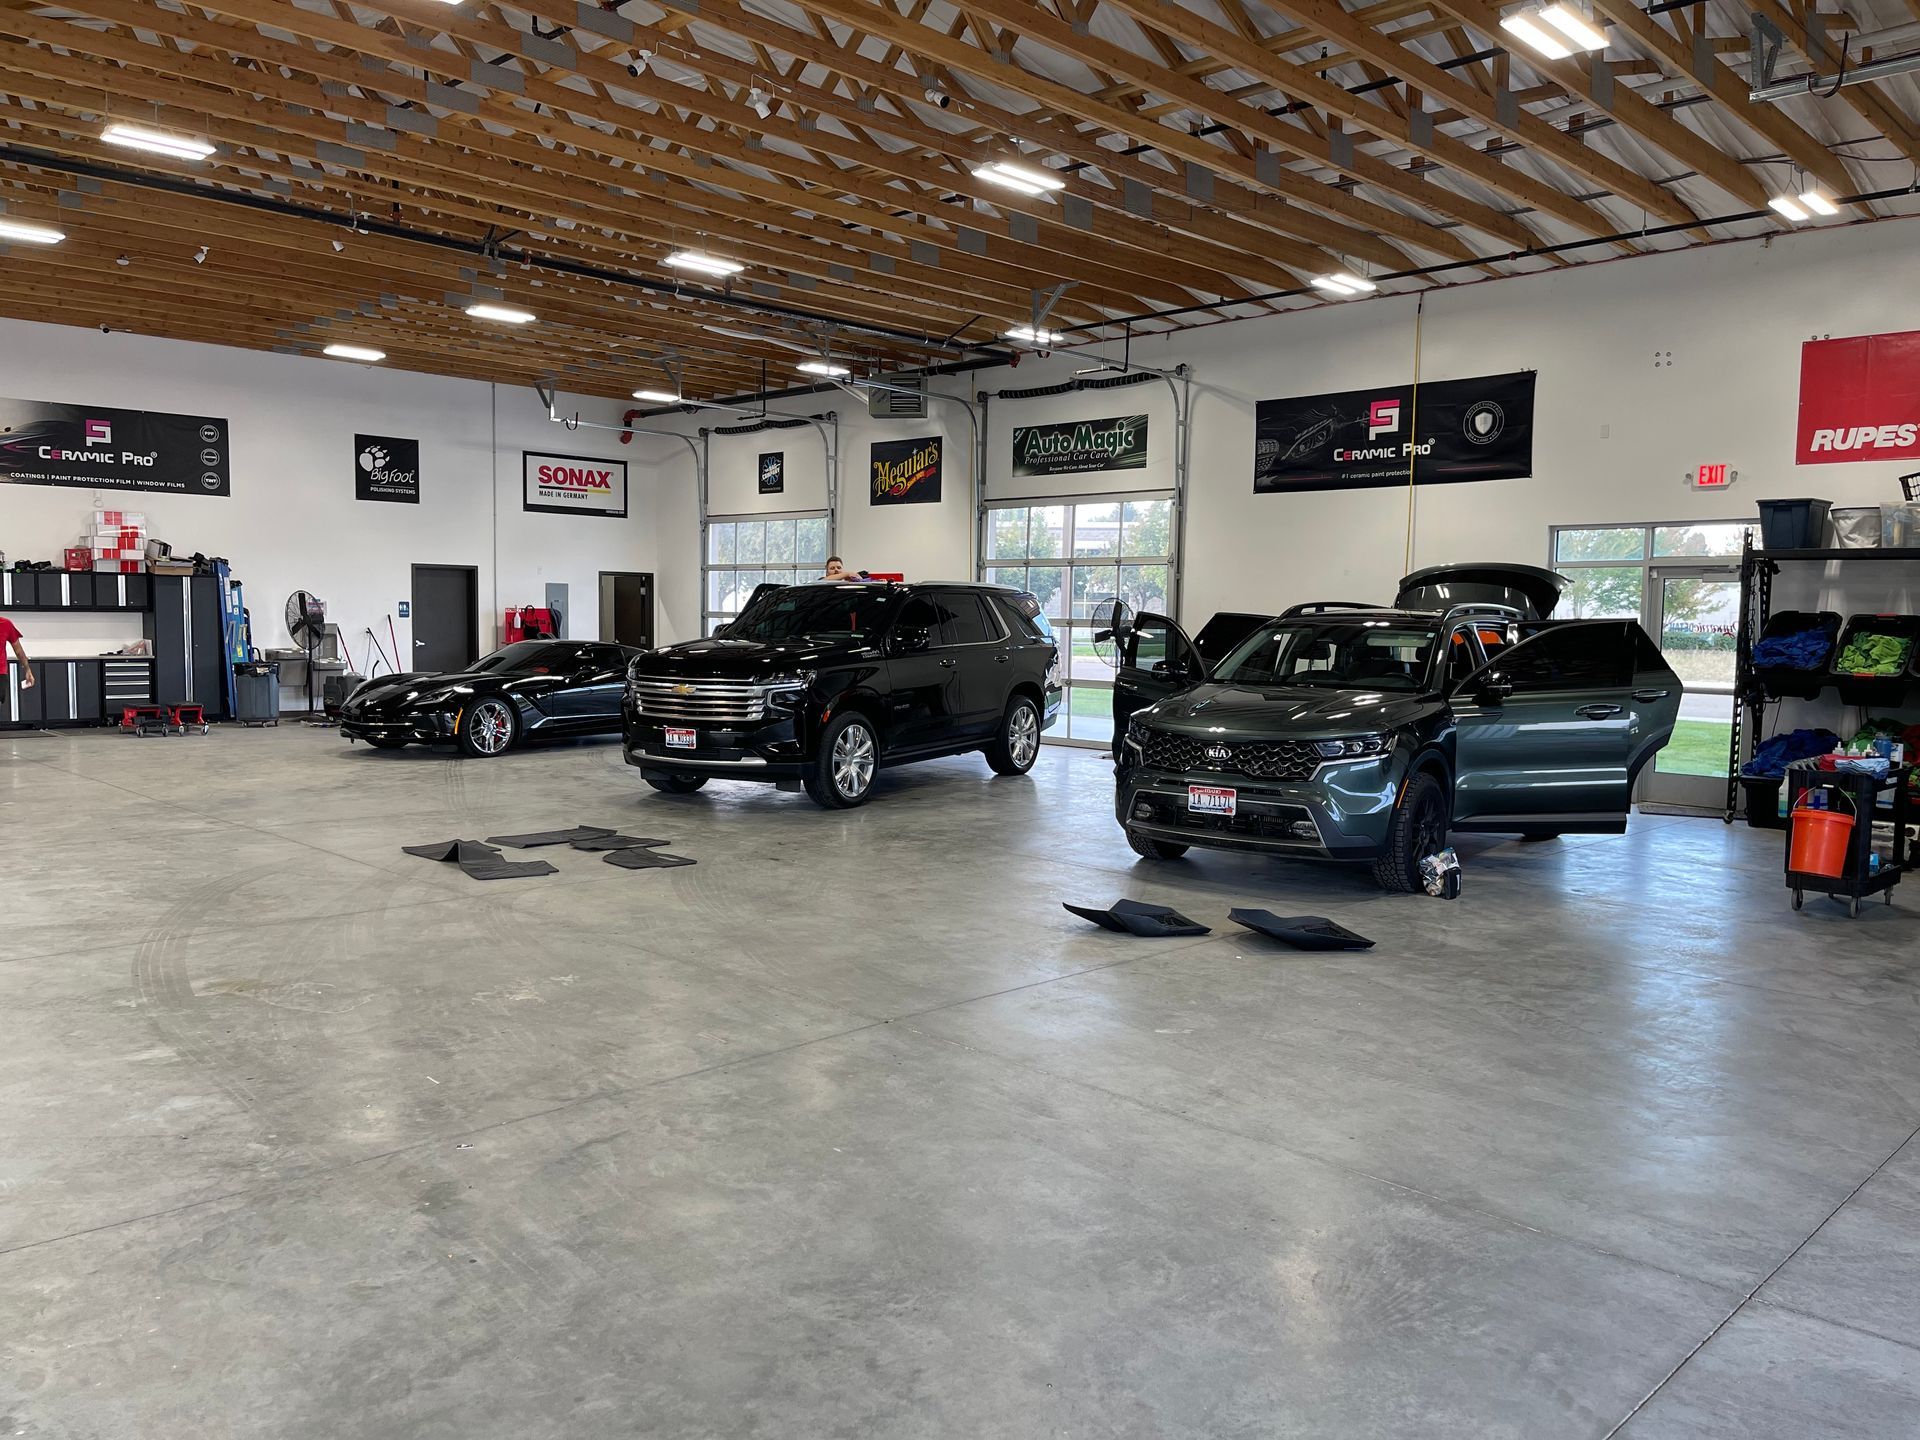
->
[1008,703,1039,767]
[469,700,512,755]
[1412,786,1447,858]
[832,722,876,798]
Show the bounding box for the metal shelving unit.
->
[1726,538,1920,822]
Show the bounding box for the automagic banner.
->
[523,449,628,518]
[758,451,784,495]
[1253,371,1535,493]
[0,396,231,496]
[1796,330,1920,465]
[870,435,942,505]
[1012,413,1149,478]
[355,433,419,504]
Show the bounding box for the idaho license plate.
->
[1188,784,1237,816]
[664,727,697,750]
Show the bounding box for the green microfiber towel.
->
[1835,632,1913,675]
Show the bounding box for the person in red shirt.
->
[0,614,34,701]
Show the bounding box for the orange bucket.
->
[1789,797,1855,878]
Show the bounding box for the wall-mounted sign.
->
[1253,371,1536,493]
[1797,330,1920,465]
[355,433,420,504]
[522,448,628,518]
[1012,414,1150,478]
[871,435,942,506]
[0,396,231,496]
[1689,462,1736,490]
[758,451,784,495]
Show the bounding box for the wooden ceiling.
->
[0,0,1915,403]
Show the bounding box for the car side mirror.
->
[1473,678,1513,705]
[893,626,932,655]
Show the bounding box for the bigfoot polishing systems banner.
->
[1012,414,1149,478]
[1253,371,1535,493]
[0,396,231,496]
[870,435,942,505]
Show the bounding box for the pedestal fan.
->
[286,590,327,715]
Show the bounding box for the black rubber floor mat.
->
[569,834,670,851]
[1229,908,1374,951]
[602,848,697,870]
[1063,899,1211,937]
[486,826,616,848]
[402,839,558,881]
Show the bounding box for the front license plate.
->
[1188,784,1237,816]
[664,727,697,750]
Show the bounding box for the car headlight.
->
[1125,716,1151,750]
[1313,733,1393,759]
[768,671,814,708]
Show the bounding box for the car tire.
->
[458,697,517,758]
[1126,827,1189,861]
[984,694,1042,776]
[1372,770,1450,892]
[803,712,879,809]
[1520,831,1562,842]
[362,736,409,751]
[643,769,708,794]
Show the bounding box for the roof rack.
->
[1279,600,1378,616]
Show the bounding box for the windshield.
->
[726,584,898,643]
[1214,618,1441,691]
[468,642,551,674]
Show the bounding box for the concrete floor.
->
[4,723,1919,1439]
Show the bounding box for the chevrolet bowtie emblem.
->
[673,683,696,695]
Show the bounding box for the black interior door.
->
[1111,610,1205,753]
[412,565,478,674]
[599,572,654,648]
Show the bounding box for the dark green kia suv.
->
[1110,564,1682,891]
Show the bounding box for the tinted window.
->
[991,592,1052,641]
[1501,622,1633,691]
[940,593,997,645]
[1215,619,1440,691]
[728,584,898,642]
[471,641,559,673]
[1443,627,1483,688]
[894,595,944,646]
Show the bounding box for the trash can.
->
[232,661,280,726]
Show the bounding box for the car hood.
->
[635,636,872,679]
[344,671,497,709]
[1139,682,1435,737]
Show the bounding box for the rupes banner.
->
[871,435,942,506]
[1797,330,1920,465]
[1253,371,1535,493]
[1012,413,1149,478]
[355,433,420,504]
[0,397,231,496]
[758,451,784,495]
[523,449,627,518]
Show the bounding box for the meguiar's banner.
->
[0,396,231,496]
[1012,413,1149,477]
[870,435,942,505]
[1253,371,1535,493]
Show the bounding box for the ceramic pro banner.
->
[870,435,942,505]
[0,397,231,496]
[523,449,627,518]
[1253,371,1535,493]
[1796,330,1920,465]
[1012,414,1149,478]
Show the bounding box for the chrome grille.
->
[631,677,782,725]
[1137,728,1319,782]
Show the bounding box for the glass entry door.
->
[1642,565,1742,809]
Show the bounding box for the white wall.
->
[5,216,1917,665]
[0,323,700,666]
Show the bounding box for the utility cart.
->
[1783,760,1911,917]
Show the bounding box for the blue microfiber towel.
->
[1753,626,1834,671]
[1741,727,1840,779]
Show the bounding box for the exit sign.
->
[1690,463,1736,489]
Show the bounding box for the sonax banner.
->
[870,435,942,505]
[523,449,627,518]
[1012,414,1149,478]
[1254,371,1535,493]
[0,396,231,496]
[1797,330,1920,465]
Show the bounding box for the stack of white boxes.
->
[88,509,148,574]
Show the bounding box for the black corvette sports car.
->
[338,639,641,756]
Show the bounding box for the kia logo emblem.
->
[1204,744,1232,762]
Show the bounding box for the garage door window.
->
[706,513,830,635]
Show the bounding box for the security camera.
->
[193,245,208,264]
[115,254,130,267]
[332,239,344,252]
[99,322,112,334]
[748,86,772,119]
[628,48,651,77]
[924,86,951,108]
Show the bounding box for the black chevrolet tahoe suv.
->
[1109,563,1682,891]
[623,581,1063,808]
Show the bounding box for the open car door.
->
[1449,619,1680,835]
[1109,610,1207,758]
